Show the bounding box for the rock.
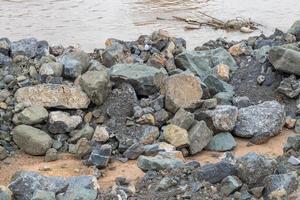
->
[79,70,111,105]
[123,143,145,160]
[212,64,230,82]
[31,190,56,200]
[68,125,94,143]
[284,135,300,152]
[12,125,53,156]
[13,106,48,125]
[214,92,234,105]
[59,51,90,79]
[188,121,213,155]
[269,46,300,76]
[155,177,178,191]
[195,161,237,184]
[163,124,189,148]
[277,75,300,98]
[285,116,296,129]
[0,146,8,160]
[200,98,218,109]
[86,144,112,169]
[162,73,202,113]
[39,62,63,77]
[203,75,234,96]
[205,105,238,132]
[237,152,277,187]
[0,186,12,200]
[228,42,252,56]
[109,63,166,96]
[220,176,242,196]
[232,96,251,108]
[48,111,82,134]
[257,75,266,85]
[0,53,12,67]
[44,148,58,162]
[137,151,184,171]
[57,185,97,200]
[287,156,300,166]
[249,187,264,198]
[205,132,237,152]
[168,108,194,130]
[15,84,90,109]
[75,138,92,159]
[11,38,39,58]
[234,101,285,144]
[92,126,109,143]
[240,27,254,33]
[263,172,298,198]
[102,43,126,67]
[288,20,300,40]
[0,38,10,56]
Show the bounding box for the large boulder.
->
[79,70,111,105]
[109,63,166,96]
[288,20,300,40]
[234,101,285,144]
[13,106,48,125]
[162,73,203,113]
[11,38,38,58]
[12,125,53,156]
[15,84,90,109]
[58,51,90,79]
[48,111,82,134]
[269,46,300,76]
[205,132,236,152]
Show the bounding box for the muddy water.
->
[0,0,299,51]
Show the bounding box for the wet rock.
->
[277,75,300,98]
[44,148,58,162]
[15,84,90,109]
[263,172,298,199]
[287,156,300,166]
[162,73,202,113]
[39,62,63,77]
[269,46,300,76]
[288,20,300,40]
[12,125,53,156]
[86,144,112,169]
[102,43,126,67]
[237,152,277,187]
[0,146,7,160]
[0,186,12,200]
[123,143,145,160]
[79,70,111,105]
[31,190,55,200]
[109,63,166,96]
[92,126,109,143]
[205,132,236,152]
[203,74,234,96]
[10,38,39,58]
[12,105,48,125]
[59,50,90,79]
[188,120,213,155]
[195,161,237,184]
[234,101,285,144]
[48,111,82,134]
[163,124,189,148]
[0,38,10,56]
[232,96,251,108]
[284,135,300,152]
[220,176,242,196]
[75,138,92,159]
[168,108,194,130]
[68,125,94,143]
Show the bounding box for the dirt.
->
[0,129,295,190]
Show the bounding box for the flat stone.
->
[48,111,82,134]
[86,144,112,169]
[205,132,237,152]
[13,105,48,125]
[31,190,56,200]
[163,124,189,148]
[15,84,90,109]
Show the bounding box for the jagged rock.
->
[277,75,300,98]
[48,111,82,134]
[58,50,90,79]
[31,190,55,200]
[11,38,39,58]
[109,63,166,96]
[39,62,63,77]
[205,132,236,152]
[232,96,251,108]
[12,125,53,156]
[44,148,58,162]
[12,106,48,125]
[162,73,202,113]
[163,124,189,148]
[0,38,10,56]
[269,46,300,76]
[0,146,8,160]
[234,101,285,144]
[168,108,194,130]
[237,152,277,187]
[68,125,94,143]
[220,176,242,196]
[228,42,252,56]
[79,70,111,105]
[123,143,145,160]
[200,98,218,109]
[263,172,298,199]
[15,84,90,109]
[86,144,112,169]
[102,43,126,67]
[284,135,300,152]
[92,126,109,143]
[203,75,234,96]
[288,20,300,40]
[75,138,92,159]
[214,92,234,105]
[211,64,230,82]
[0,186,12,200]
[188,121,213,155]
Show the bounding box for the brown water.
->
[0,0,299,51]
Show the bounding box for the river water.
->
[0,0,299,51]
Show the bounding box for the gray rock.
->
[214,92,234,105]
[68,125,94,144]
[269,46,300,76]
[0,53,12,67]
[255,46,271,63]
[232,96,251,108]
[0,186,12,200]
[284,135,300,152]
[15,84,90,109]
[287,156,300,166]
[188,120,213,155]
[102,43,126,67]
[44,148,58,162]
[13,106,48,125]
[75,138,92,159]
[295,119,300,133]
[288,20,300,40]
[79,70,111,106]
[86,144,112,168]
[0,146,8,160]
[56,185,97,200]
[0,38,10,56]
[155,177,178,191]
[31,190,56,200]
[123,143,145,160]
[163,124,189,148]
[109,63,166,96]
[11,38,38,58]
[234,101,285,144]
[59,51,90,79]
[12,125,53,156]
[48,111,82,134]
[39,62,63,77]
[263,172,298,198]
[204,74,234,96]
[237,152,277,187]
[220,176,242,196]
[168,108,194,130]
[91,126,109,143]
[205,132,237,152]
[277,75,300,98]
